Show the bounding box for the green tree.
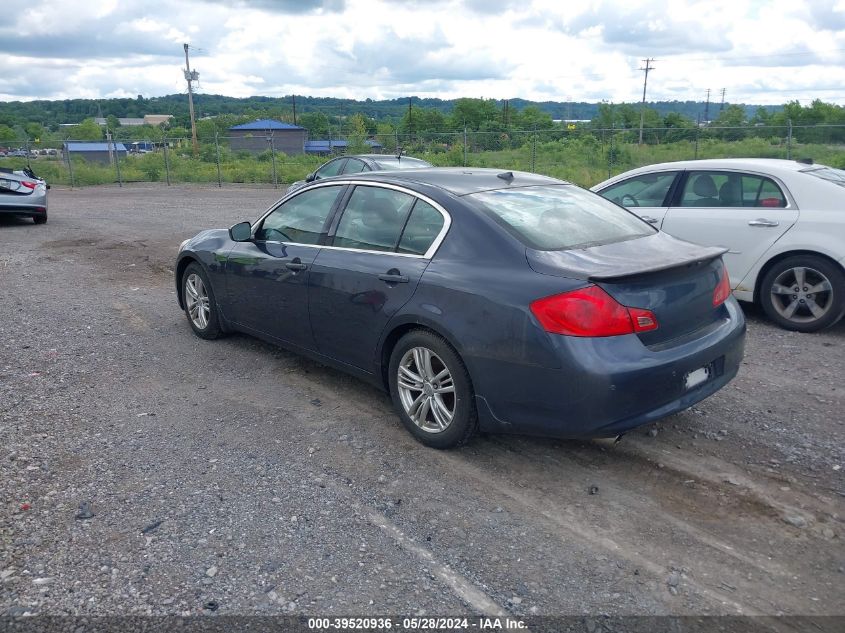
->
[514,105,554,131]
[346,113,370,154]
[68,118,103,141]
[299,112,330,139]
[0,124,16,144]
[712,105,747,141]
[447,98,499,130]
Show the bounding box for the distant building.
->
[228,119,307,154]
[143,114,173,126]
[92,115,173,127]
[63,141,128,164]
[304,139,383,155]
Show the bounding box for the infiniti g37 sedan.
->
[593,159,845,332]
[176,168,746,448]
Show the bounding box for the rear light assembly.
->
[20,181,38,190]
[530,285,659,337]
[713,264,731,307]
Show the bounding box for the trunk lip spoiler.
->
[587,246,728,282]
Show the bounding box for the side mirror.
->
[229,221,252,242]
[305,172,316,183]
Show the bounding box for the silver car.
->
[287,154,432,195]
[0,167,49,224]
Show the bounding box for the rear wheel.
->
[33,215,47,224]
[182,262,222,339]
[759,255,845,332]
[388,330,477,449]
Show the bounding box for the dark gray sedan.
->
[286,154,432,195]
[0,167,48,223]
[176,168,745,448]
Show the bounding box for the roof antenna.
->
[497,171,514,181]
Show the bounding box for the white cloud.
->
[0,0,843,105]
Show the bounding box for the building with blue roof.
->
[304,139,383,155]
[63,141,128,164]
[228,119,307,154]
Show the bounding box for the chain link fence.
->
[2,123,843,189]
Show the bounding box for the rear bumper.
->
[0,194,48,216]
[472,298,746,438]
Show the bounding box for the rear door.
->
[596,170,680,228]
[309,184,447,372]
[224,184,345,349]
[660,170,799,287]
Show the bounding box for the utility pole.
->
[408,97,413,141]
[183,43,199,157]
[703,88,711,124]
[719,88,726,112]
[292,94,297,125]
[638,58,655,145]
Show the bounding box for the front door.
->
[596,170,680,228]
[225,184,344,348]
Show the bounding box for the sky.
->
[1,0,844,106]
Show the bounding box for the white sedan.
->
[592,158,845,332]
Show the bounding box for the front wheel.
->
[388,330,478,449]
[759,255,845,332]
[182,262,222,339]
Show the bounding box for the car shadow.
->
[0,215,38,228]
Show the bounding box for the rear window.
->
[373,157,432,170]
[801,166,845,188]
[468,185,655,251]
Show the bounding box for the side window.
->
[680,172,787,208]
[316,159,345,179]
[342,158,367,174]
[680,171,724,207]
[256,186,341,244]
[743,175,787,207]
[397,200,445,255]
[332,186,415,252]
[599,172,677,207]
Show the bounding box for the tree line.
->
[1,96,843,150]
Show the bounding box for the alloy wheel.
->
[185,273,211,330]
[397,347,456,434]
[769,266,834,325]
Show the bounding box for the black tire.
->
[33,215,47,224]
[759,255,845,332]
[182,262,223,340]
[388,329,478,449]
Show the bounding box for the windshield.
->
[468,185,655,251]
[801,166,845,188]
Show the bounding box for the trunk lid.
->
[527,233,729,345]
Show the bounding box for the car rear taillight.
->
[20,181,37,189]
[713,264,731,307]
[530,285,659,337]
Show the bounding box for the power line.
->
[666,47,845,63]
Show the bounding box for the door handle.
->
[641,215,659,224]
[378,273,409,284]
[748,219,779,227]
[285,261,307,271]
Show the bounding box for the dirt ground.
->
[1,184,842,621]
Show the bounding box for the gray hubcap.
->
[185,273,210,330]
[397,347,456,434]
[770,266,833,324]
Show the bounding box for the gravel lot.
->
[1,184,843,618]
